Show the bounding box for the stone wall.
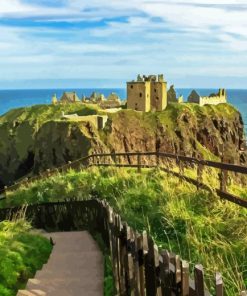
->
[127,81,151,112]
[150,81,167,111]
[200,94,227,106]
[62,114,108,130]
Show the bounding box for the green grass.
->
[2,166,247,295]
[0,219,52,296]
[0,103,99,126]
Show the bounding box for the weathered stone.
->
[167,85,178,103]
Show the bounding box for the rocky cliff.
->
[0,102,246,188]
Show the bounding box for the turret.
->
[52,94,58,105]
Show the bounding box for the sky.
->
[0,0,247,89]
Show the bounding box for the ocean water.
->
[0,88,246,133]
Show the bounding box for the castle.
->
[127,74,167,112]
[52,75,228,113]
[52,91,121,109]
[188,89,227,106]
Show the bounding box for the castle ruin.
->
[188,89,227,106]
[127,74,167,112]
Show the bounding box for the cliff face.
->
[104,104,246,163]
[33,120,108,173]
[0,103,245,187]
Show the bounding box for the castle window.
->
[130,85,133,89]
[156,97,159,101]
[135,103,138,110]
[154,89,157,93]
[139,93,142,98]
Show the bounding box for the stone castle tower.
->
[127,74,167,112]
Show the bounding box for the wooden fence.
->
[1,151,247,208]
[0,199,246,296]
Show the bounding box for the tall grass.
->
[0,219,52,296]
[2,166,247,295]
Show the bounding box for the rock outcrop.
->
[0,103,246,188]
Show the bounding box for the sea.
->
[0,88,246,133]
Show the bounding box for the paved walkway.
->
[17,231,104,296]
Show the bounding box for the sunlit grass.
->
[0,219,52,296]
[2,166,247,295]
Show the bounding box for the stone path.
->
[17,231,104,296]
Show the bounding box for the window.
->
[135,103,138,111]
[156,97,159,101]
[154,89,157,93]
[139,93,142,98]
[130,85,133,89]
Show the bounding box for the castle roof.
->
[60,92,80,102]
[188,90,200,103]
[107,92,120,101]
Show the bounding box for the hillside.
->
[0,102,246,188]
[2,166,247,295]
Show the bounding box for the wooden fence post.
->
[160,250,172,296]
[137,233,145,296]
[220,169,228,192]
[219,144,228,192]
[154,244,162,296]
[156,150,160,167]
[197,161,203,189]
[126,225,135,296]
[113,152,116,165]
[137,153,141,173]
[194,264,205,296]
[181,261,189,296]
[216,272,223,296]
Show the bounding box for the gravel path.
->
[17,231,104,296]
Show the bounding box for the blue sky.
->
[0,0,247,89]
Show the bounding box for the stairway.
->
[17,231,103,296]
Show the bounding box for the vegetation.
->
[2,166,247,295]
[0,103,99,126]
[0,219,52,296]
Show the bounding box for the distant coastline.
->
[0,88,246,133]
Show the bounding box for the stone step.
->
[16,290,46,296]
[34,265,102,280]
[43,232,99,252]
[26,277,102,294]
[41,253,102,270]
[22,231,103,296]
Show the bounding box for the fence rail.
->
[1,151,246,208]
[0,199,246,296]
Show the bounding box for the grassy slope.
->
[2,167,247,295]
[0,220,52,296]
[0,103,99,126]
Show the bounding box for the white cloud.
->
[0,0,247,85]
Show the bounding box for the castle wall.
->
[200,94,227,106]
[62,114,108,130]
[127,82,151,112]
[150,81,167,111]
